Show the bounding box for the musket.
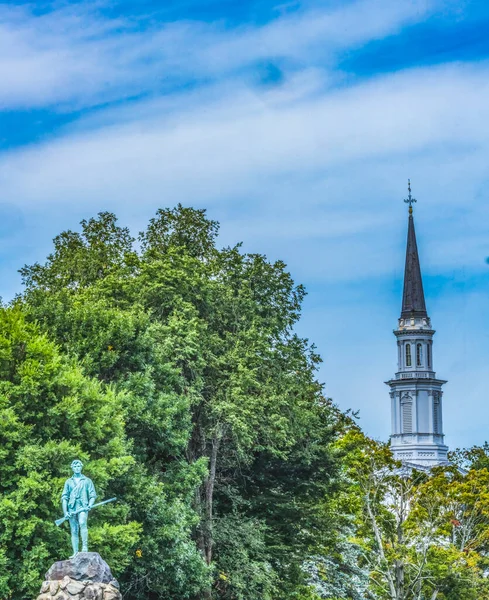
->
[55,497,117,527]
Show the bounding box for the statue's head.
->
[71,460,83,474]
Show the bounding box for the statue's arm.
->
[88,479,97,508]
[61,482,70,517]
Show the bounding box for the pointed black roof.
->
[401,210,427,319]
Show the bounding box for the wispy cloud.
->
[0,0,488,447]
[1,1,487,293]
[0,0,434,110]
[1,61,488,217]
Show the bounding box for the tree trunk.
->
[204,425,223,565]
[187,413,207,557]
[395,560,404,600]
[395,483,406,600]
[365,498,397,600]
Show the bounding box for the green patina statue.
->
[61,459,97,557]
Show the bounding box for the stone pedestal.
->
[36,553,121,600]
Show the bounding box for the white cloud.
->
[1,62,488,226]
[0,0,488,448]
[0,59,488,309]
[0,0,434,110]
[198,0,434,72]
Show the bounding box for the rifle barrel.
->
[54,497,117,527]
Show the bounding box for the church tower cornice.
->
[394,328,435,337]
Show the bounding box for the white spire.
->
[385,187,449,467]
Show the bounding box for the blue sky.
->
[0,0,488,449]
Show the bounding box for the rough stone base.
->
[37,577,121,600]
[37,553,121,600]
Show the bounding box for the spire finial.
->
[404,179,416,214]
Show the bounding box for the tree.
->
[20,207,343,599]
[322,427,489,600]
[0,306,141,599]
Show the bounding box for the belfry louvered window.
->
[405,344,412,367]
[416,343,423,367]
[427,344,431,368]
[433,396,440,434]
[402,396,413,434]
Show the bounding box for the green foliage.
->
[213,514,277,600]
[18,206,342,599]
[0,307,141,598]
[319,424,489,600]
[6,205,489,600]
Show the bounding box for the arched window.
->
[405,344,412,367]
[416,343,423,367]
[427,344,431,368]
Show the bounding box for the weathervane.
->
[404,179,416,214]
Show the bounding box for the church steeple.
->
[401,209,427,319]
[385,182,449,468]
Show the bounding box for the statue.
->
[61,460,97,557]
[37,463,120,600]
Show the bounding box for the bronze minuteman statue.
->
[61,460,97,557]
